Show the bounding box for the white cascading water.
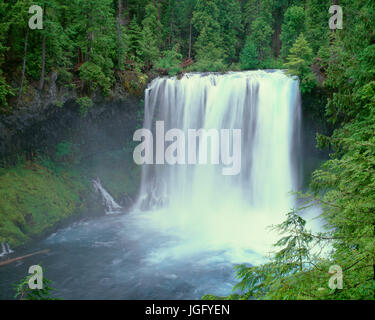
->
[0,242,13,257]
[133,70,301,263]
[93,178,122,214]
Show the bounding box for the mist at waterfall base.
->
[0,71,323,300]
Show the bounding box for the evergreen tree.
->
[34,1,72,89]
[216,0,242,64]
[305,0,330,54]
[0,0,14,110]
[116,0,127,71]
[124,17,143,67]
[140,3,161,69]
[239,36,259,70]
[242,0,273,35]
[191,0,226,71]
[70,0,117,94]
[280,5,305,59]
[154,44,182,76]
[241,0,275,64]
[249,17,273,62]
[285,33,316,93]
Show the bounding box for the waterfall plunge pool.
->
[0,211,257,299]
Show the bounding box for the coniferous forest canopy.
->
[0,0,374,300]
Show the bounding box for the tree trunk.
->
[17,28,29,107]
[39,34,46,90]
[330,0,339,44]
[158,0,161,22]
[188,21,192,59]
[373,219,375,298]
[117,0,123,70]
[124,0,129,24]
[157,0,161,48]
[273,23,281,58]
[0,249,50,267]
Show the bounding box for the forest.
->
[0,0,343,112]
[0,0,375,300]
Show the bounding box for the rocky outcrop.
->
[0,71,141,161]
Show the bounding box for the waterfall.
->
[0,242,14,257]
[93,178,122,214]
[134,70,301,259]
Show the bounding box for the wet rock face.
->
[0,85,141,161]
[0,71,71,153]
[0,67,143,160]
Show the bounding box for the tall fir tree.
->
[305,0,330,54]
[191,0,226,71]
[140,3,161,69]
[285,33,316,93]
[280,5,305,59]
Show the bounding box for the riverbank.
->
[0,151,140,248]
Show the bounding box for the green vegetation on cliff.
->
[0,161,87,246]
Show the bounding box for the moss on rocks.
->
[0,162,88,247]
